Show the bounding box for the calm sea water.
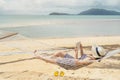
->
[0,15,120,38]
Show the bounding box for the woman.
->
[34,42,106,70]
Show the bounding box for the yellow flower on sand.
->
[60,71,64,77]
[54,71,59,77]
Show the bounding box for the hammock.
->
[56,49,120,70]
[102,49,120,59]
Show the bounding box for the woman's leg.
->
[51,52,66,58]
[34,50,57,64]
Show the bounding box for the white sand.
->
[0,36,120,80]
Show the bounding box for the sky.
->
[0,0,120,15]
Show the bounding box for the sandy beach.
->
[0,36,120,80]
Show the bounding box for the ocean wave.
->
[0,19,120,28]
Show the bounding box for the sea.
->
[0,15,120,38]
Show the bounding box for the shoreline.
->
[33,35,120,39]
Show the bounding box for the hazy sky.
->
[0,0,120,15]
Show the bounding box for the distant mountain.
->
[49,9,120,15]
[49,12,70,15]
[79,8,120,15]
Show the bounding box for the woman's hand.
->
[75,47,78,53]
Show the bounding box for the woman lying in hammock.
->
[34,42,106,70]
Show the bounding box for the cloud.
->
[96,0,120,11]
[0,0,5,7]
[104,0,120,6]
[0,0,120,15]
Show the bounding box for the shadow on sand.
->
[0,57,35,65]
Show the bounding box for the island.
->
[49,8,120,15]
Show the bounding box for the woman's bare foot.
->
[33,50,40,59]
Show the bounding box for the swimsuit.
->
[56,53,87,70]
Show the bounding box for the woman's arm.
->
[79,42,84,56]
[74,47,78,59]
[76,59,93,65]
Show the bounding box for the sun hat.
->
[91,45,106,58]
